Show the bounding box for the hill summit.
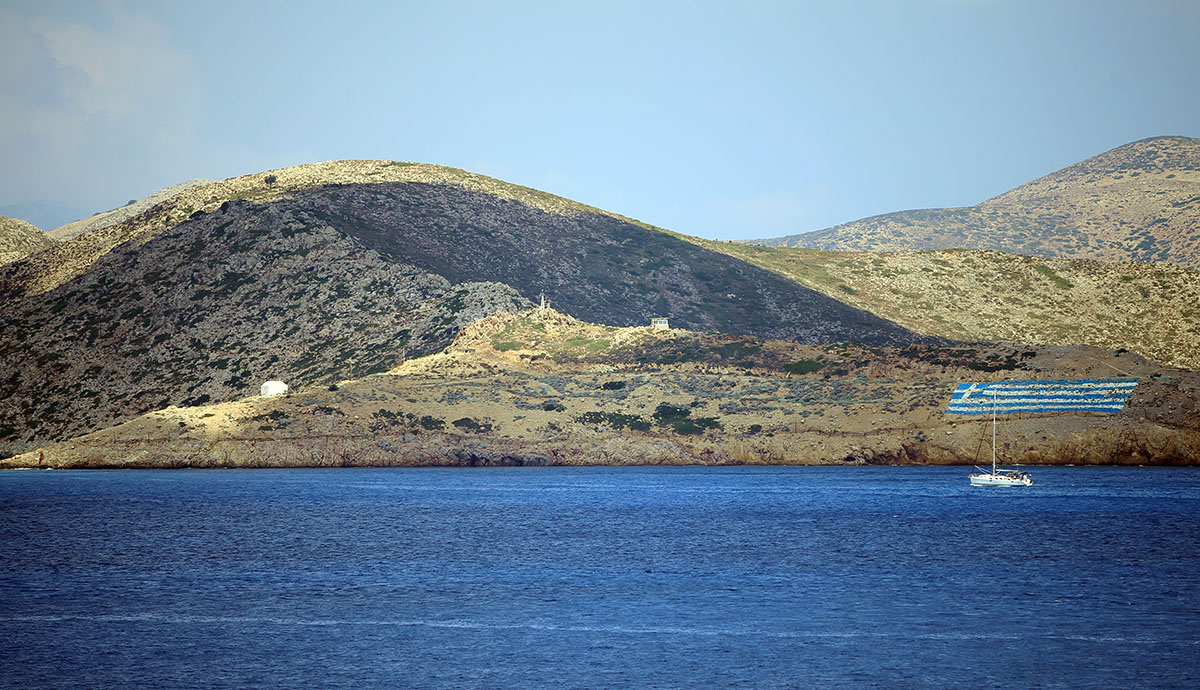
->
[755,136,1200,269]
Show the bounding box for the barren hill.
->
[6,307,1196,469]
[756,136,1200,269]
[0,215,54,266]
[1,160,636,300]
[698,242,1200,370]
[0,164,926,458]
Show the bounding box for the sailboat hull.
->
[969,473,1033,487]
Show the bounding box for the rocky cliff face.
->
[756,136,1200,269]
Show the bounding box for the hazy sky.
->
[2,0,1198,238]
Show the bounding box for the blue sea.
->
[1,466,1198,689]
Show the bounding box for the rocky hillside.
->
[698,242,1200,370]
[0,164,929,458]
[7,307,1196,469]
[0,216,54,266]
[272,182,919,343]
[0,198,531,456]
[47,179,213,241]
[757,136,1200,269]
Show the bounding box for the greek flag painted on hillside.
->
[945,378,1139,415]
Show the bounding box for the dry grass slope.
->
[696,241,1200,370]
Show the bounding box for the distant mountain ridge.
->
[754,136,1200,269]
[0,201,88,233]
[47,179,214,241]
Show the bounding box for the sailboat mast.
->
[991,390,997,473]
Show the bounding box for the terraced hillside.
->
[0,215,53,266]
[698,241,1200,370]
[7,308,1196,469]
[757,136,1200,269]
[0,166,927,458]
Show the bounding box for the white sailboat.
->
[969,391,1033,487]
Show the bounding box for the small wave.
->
[2,613,1193,645]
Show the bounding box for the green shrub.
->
[419,415,444,431]
[1033,264,1073,289]
[784,360,823,374]
[672,417,721,435]
[452,417,492,433]
[578,411,650,431]
[653,402,692,424]
[715,341,761,359]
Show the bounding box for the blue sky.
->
[1,0,1197,238]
